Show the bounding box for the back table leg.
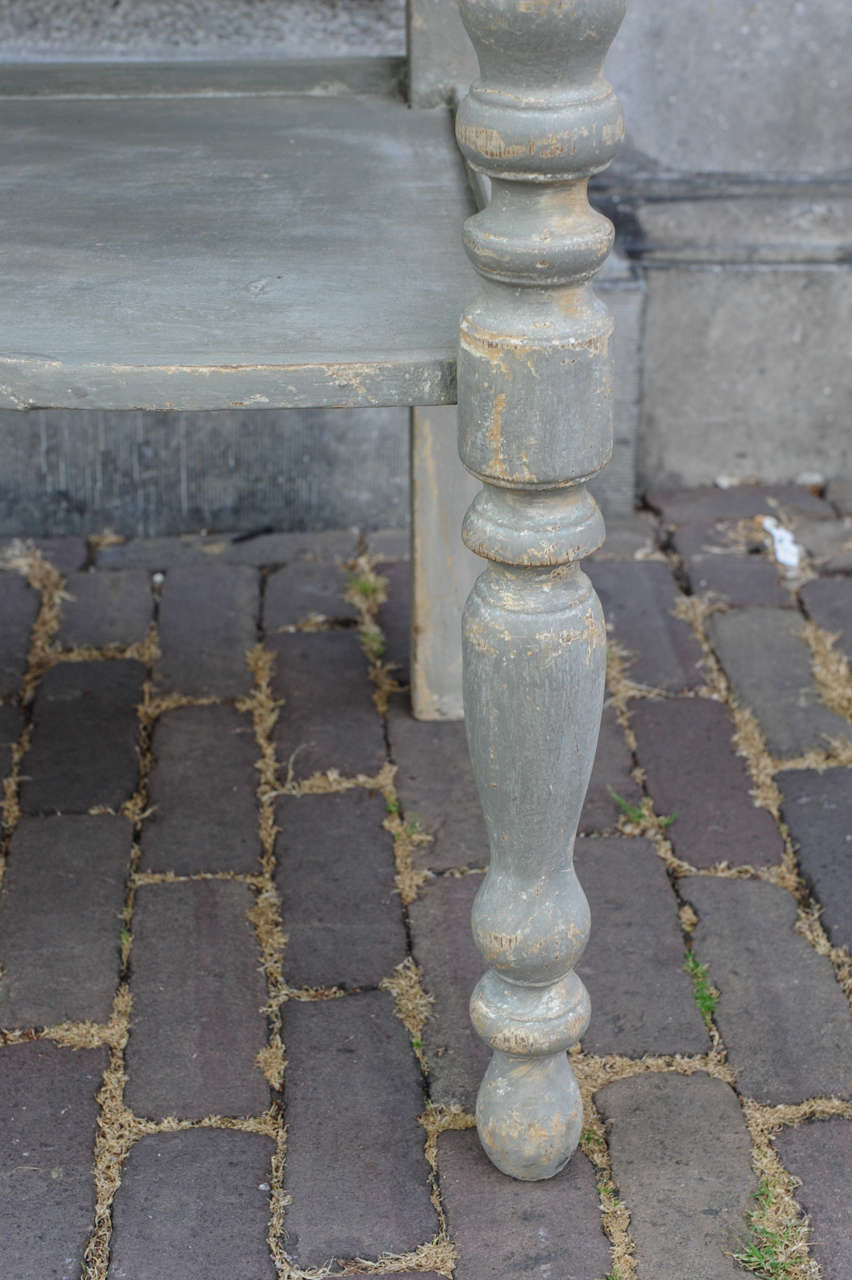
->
[455,0,627,1180]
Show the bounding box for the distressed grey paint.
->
[456,0,625,1178]
[410,257,641,722]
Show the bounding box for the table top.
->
[0,61,476,411]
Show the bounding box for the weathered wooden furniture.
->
[0,0,624,1180]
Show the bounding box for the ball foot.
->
[475,1050,583,1181]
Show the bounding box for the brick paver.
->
[0,535,87,574]
[683,877,851,1102]
[387,702,487,872]
[407,875,488,1109]
[779,768,852,951]
[708,607,852,757]
[631,696,783,868]
[683,554,792,608]
[0,701,23,775]
[142,705,260,874]
[800,575,852,659]
[439,1127,611,1280]
[125,882,269,1119]
[0,572,38,696]
[376,559,412,687]
[575,838,708,1056]
[58,570,152,648]
[580,704,642,832]
[0,817,129,1026]
[597,1073,755,1280]
[108,1129,275,1280]
[586,559,705,691]
[0,1041,106,1280]
[22,660,143,814]
[264,561,357,629]
[775,1118,852,1279]
[281,990,436,1266]
[274,790,406,989]
[794,518,852,573]
[156,561,258,697]
[270,630,384,781]
[4,506,851,1280]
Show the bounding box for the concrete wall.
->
[0,1,405,59]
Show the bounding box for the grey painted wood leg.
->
[455,0,626,1180]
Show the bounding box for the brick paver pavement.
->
[0,491,850,1279]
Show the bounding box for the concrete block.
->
[640,267,852,490]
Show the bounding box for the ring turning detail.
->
[456,0,626,1180]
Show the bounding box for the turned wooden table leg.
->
[455,0,626,1180]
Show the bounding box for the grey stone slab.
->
[775,1118,852,1279]
[22,659,143,814]
[794,519,852,574]
[607,1,850,177]
[780,769,852,952]
[707,608,852,759]
[264,562,356,630]
[407,874,487,1110]
[576,838,708,1057]
[586,559,705,692]
[1,91,473,411]
[387,702,486,872]
[0,816,129,1026]
[581,704,641,833]
[58,569,153,648]
[270,630,384,781]
[274,790,406,989]
[639,270,852,491]
[0,535,87,574]
[683,877,852,1103]
[108,1128,275,1280]
[142,705,260,875]
[0,572,38,696]
[597,1073,755,1280]
[156,561,258,698]
[801,576,852,660]
[281,991,436,1266]
[0,702,23,776]
[631,697,783,869]
[632,195,852,267]
[125,881,269,1119]
[438,1128,611,1280]
[0,1040,106,1280]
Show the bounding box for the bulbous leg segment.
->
[476,1050,584,1181]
